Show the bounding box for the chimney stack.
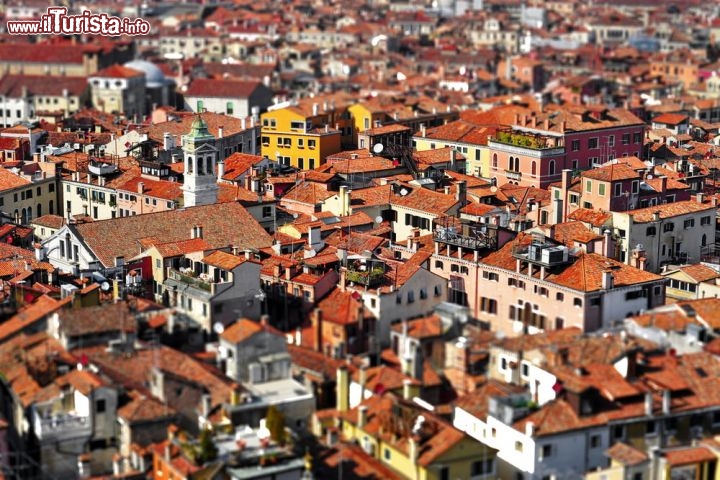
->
[662,390,671,414]
[455,180,467,206]
[644,391,653,416]
[339,267,347,291]
[312,308,323,352]
[602,270,614,290]
[218,126,224,139]
[217,159,225,181]
[358,405,368,428]
[138,181,144,194]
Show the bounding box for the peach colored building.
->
[429,225,666,337]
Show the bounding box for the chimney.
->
[602,270,614,290]
[421,124,426,137]
[336,365,350,412]
[164,444,171,462]
[409,436,419,463]
[312,308,322,352]
[455,180,467,206]
[652,211,661,222]
[138,181,144,194]
[163,132,174,150]
[644,391,653,416]
[308,226,323,250]
[285,264,293,280]
[112,454,122,476]
[359,364,367,391]
[312,103,319,116]
[201,393,211,418]
[339,266,347,291]
[525,421,535,437]
[403,378,414,400]
[358,405,368,428]
[218,126,223,139]
[260,314,269,327]
[662,390,671,414]
[696,192,704,203]
[659,175,667,196]
[217,159,225,181]
[241,117,247,130]
[77,453,91,479]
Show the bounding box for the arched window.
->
[531,161,537,176]
[514,157,520,172]
[206,157,213,175]
[27,206,32,222]
[702,234,707,246]
[187,156,193,174]
[21,208,27,224]
[492,154,498,168]
[49,200,54,215]
[37,203,41,217]
[549,160,556,175]
[197,156,204,174]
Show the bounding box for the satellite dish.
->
[490,186,498,193]
[400,188,409,196]
[100,282,110,292]
[213,322,225,335]
[373,143,384,154]
[647,174,653,180]
[374,215,383,223]
[292,213,299,219]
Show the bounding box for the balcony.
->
[505,170,522,181]
[33,412,92,442]
[488,392,534,425]
[88,159,118,176]
[434,220,496,251]
[346,258,386,288]
[489,130,565,158]
[168,269,212,291]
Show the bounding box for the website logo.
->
[7,7,151,36]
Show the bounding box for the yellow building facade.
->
[413,134,490,179]
[260,105,343,170]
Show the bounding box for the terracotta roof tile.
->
[72,202,272,268]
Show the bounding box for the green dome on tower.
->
[187,114,213,139]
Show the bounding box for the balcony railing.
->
[168,269,212,291]
[33,413,91,441]
[505,170,522,181]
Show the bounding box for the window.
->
[663,222,674,232]
[614,183,622,197]
[646,226,656,236]
[574,298,582,307]
[701,215,711,226]
[571,139,580,151]
[590,435,601,448]
[482,271,499,282]
[25,189,32,199]
[684,219,694,229]
[585,180,592,193]
[541,444,553,458]
[556,292,564,301]
[226,102,234,115]
[492,153,498,168]
[633,132,642,143]
[36,186,41,196]
[631,180,639,194]
[646,420,656,436]
[613,425,624,440]
[515,440,524,452]
[472,459,494,476]
[622,133,630,145]
[384,448,391,460]
[435,260,444,269]
[96,399,106,413]
[434,285,442,297]
[549,160,556,175]
[420,288,427,299]
[588,137,599,149]
[308,139,316,149]
[480,297,497,314]
[598,183,606,196]
[439,467,449,480]
[664,417,677,432]
[196,100,204,112]
[608,135,615,147]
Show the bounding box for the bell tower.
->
[182,114,219,207]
